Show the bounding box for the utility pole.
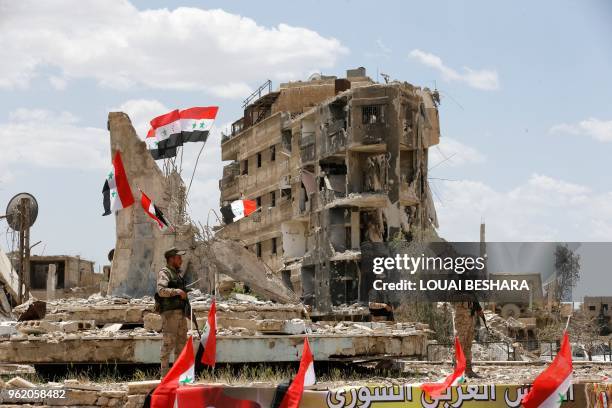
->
[17,198,31,303]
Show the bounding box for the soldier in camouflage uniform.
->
[454,299,483,378]
[157,247,188,376]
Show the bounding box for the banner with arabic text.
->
[176,383,595,407]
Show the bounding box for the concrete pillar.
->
[46,264,57,300]
[350,211,360,249]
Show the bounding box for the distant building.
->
[218,68,440,313]
[583,296,612,331]
[29,255,101,300]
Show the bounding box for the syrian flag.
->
[180,106,218,143]
[195,299,217,371]
[522,331,573,408]
[176,386,260,408]
[102,151,135,216]
[150,109,182,159]
[220,200,257,224]
[272,338,315,408]
[146,128,177,160]
[420,336,466,397]
[145,336,195,408]
[140,190,171,231]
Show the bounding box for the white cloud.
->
[0,108,108,174]
[434,174,611,242]
[48,75,67,90]
[409,49,500,91]
[429,137,486,168]
[550,118,612,142]
[0,1,348,97]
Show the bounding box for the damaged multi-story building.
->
[218,68,441,314]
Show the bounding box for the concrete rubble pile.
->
[0,292,431,365]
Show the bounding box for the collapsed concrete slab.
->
[13,295,304,326]
[0,331,428,364]
[209,239,298,303]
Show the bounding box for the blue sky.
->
[0,0,611,269]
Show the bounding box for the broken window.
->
[270,191,276,207]
[589,306,596,311]
[256,242,262,258]
[281,188,292,201]
[272,237,277,254]
[270,145,276,161]
[241,159,249,175]
[256,196,261,208]
[362,105,384,124]
[281,130,292,152]
[257,152,262,168]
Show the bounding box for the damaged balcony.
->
[219,161,241,202]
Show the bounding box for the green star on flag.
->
[557,392,567,403]
[179,376,193,384]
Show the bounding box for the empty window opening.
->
[272,238,277,254]
[257,152,262,167]
[270,145,276,161]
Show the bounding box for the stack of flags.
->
[146,106,218,160]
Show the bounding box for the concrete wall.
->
[106,113,212,297]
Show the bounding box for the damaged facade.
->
[218,68,440,313]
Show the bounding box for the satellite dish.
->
[5,192,38,231]
[308,72,322,81]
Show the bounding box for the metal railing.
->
[242,79,272,108]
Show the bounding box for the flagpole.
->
[450,303,457,337]
[564,313,571,332]
[187,123,217,199]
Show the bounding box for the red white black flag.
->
[147,107,218,160]
[271,338,315,408]
[420,336,466,397]
[144,336,195,408]
[180,106,218,143]
[139,190,171,231]
[220,200,257,224]
[522,331,573,408]
[102,151,135,216]
[195,299,217,371]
